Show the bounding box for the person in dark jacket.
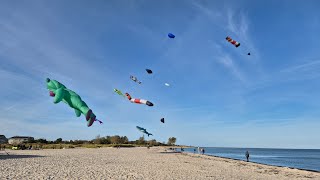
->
[245,150,250,162]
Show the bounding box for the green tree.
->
[110,135,121,144]
[93,135,101,144]
[27,138,36,143]
[55,138,62,144]
[167,137,177,145]
[105,136,112,144]
[148,139,157,146]
[100,137,109,144]
[138,136,145,145]
[120,136,129,144]
[37,138,48,144]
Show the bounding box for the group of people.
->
[193,147,205,154]
[191,148,250,162]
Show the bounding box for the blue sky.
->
[1,0,320,149]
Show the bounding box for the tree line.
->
[26,135,177,146]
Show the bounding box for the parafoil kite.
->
[114,88,125,97]
[130,75,141,84]
[46,78,103,127]
[136,126,153,137]
[168,33,175,38]
[160,118,165,123]
[247,53,251,55]
[165,83,170,87]
[125,93,154,106]
[146,69,153,74]
[226,36,240,48]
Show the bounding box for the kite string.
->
[95,119,103,124]
[0,145,10,155]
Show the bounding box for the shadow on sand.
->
[0,154,45,160]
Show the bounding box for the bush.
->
[109,144,135,148]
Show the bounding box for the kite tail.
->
[125,93,132,100]
[95,119,103,124]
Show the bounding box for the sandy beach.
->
[1,147,319,179]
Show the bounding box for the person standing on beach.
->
[202,148,205,154]
[198,146,200,154]
[245,150,250,162]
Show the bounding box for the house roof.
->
[10,136,33,139]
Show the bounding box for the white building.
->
[8,136,34,145]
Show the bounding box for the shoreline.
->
[179,151,320,173]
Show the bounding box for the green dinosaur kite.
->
[46,78,102,127]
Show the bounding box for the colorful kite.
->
[226,36,240,48]
[125,93,153,106]
[46,78,103,127]
[130,75,141,84]
[114,88,125,97]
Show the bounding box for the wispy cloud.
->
[190,0,222,21]
[2,104,18,112]
[280,58,320,74]
[227,9,249,41]
[226,9,260,59]
[218,55,247,83]
[248,57,320,93]
[190,1,264,85]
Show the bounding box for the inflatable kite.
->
[226,36,240,48]
[160,118,165,123]
[130,75,141,84]
[136,126,153,137]
[125,93,153,106]
[114,88,125,97]
[46,78,103,127]
[146,69,153,74]
[168,33,175,38]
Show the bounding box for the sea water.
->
[180,147,320,172]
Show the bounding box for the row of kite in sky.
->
[46,32,249,138]
[114,67,166,137]
[131,34,250,136]
[130,70,170,86]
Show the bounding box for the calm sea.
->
[179,147,320,172]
